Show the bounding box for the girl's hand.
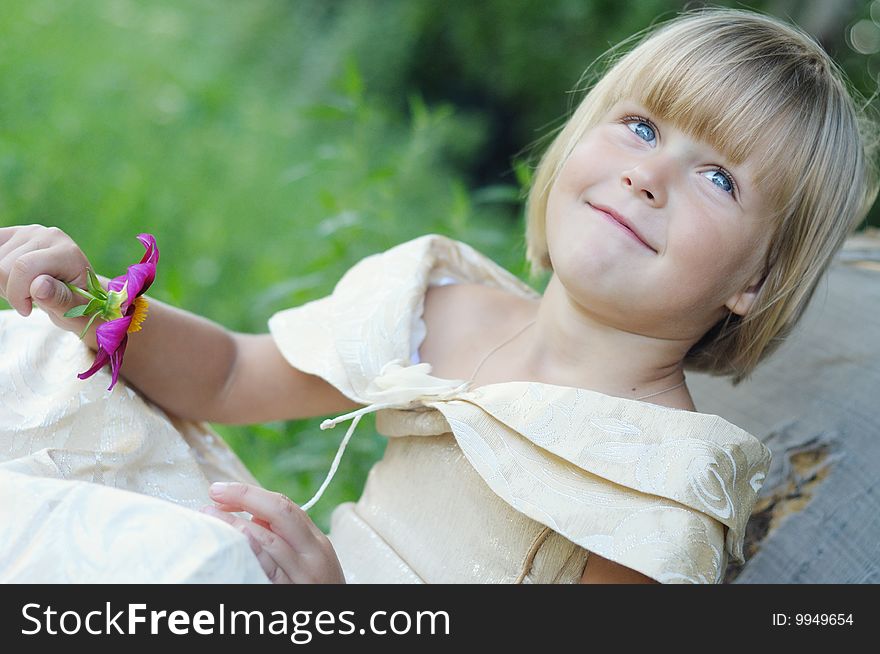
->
[200,482,346,584]
[0,224,95,334]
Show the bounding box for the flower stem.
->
[67,283,97,302]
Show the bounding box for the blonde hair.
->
[524,7,879,386]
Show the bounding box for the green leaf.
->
[408,93,429,131]
[302,103,352,121]
[449,180,470,232]
[340,57,364,103]
[86,268,107,300]
[85,298,104,314]
[513,158,533,190]
[64,304,90,318]
[77,312,99,340]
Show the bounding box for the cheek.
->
[552,138,608,194]
[545,147,605,241]
[667,221,755,301]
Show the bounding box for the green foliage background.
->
[1,0,875,530]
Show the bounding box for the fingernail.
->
[209,482,230,496]
[34,278,52,301]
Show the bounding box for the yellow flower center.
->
[127,297,149,333]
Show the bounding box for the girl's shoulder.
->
[423,282,512,334]
[419,281,537,383]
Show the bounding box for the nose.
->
[621,158,668,206]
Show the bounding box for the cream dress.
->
[0,234,771,583]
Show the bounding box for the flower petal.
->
[105,234,158,296]
[77,348,110,381]
[107,336,129,390]
[79,320,131,391]
[136,233,159,266]
[123,261,156,299]
[107,275,127,293]
[95,316,133,354]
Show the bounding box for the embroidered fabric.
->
[0,310,269,582]
[268,234,772,583]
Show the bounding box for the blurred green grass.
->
[0,0,530,530]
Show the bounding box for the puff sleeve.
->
[267,234,539,403]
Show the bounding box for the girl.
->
[0,8,876,584]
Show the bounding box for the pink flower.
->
[68,234,159,391]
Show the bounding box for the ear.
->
[724,270,766,317]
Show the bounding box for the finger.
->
[30,275,81,312]
[6,247,88,317]
[201,506,292,583]
[200,505,297,583]
[0,226,59,277]
[210,501,272,530]
[0,228,31,263]
[0,227,50,300]
[0,243,36,309]
[245,533,294,584]
[230,518,293,584]
[0,225,30,252]
[1,245,65,316]
[209,482,322,548]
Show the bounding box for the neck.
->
[519,274,697,400]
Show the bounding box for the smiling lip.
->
[588,203,656,252]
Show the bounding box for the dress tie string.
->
[301,360,469,512]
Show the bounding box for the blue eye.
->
[626,119,656,145]
[703,169,736,195]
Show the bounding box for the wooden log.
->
[687,228,880,583]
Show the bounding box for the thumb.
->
[30,275,77,312]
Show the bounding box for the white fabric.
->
[0,310,269,583]
[0,470,267,583]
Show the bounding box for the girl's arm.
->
[88,297,360,424]
[0,224,359,423]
